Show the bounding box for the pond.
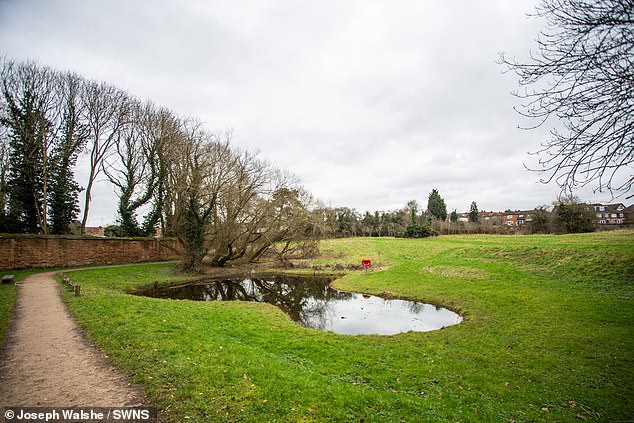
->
[136,275,462,335]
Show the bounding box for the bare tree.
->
[80,80,130,233]
[140,106,181,235]
[162,122,233,271]
[208,158,319,265]
[500,0,634,198]
[161,126,315,271]
[260,185,322,263]
[207,146,271,267]
[102,100,165,236]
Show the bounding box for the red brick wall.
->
[0,236,179,270]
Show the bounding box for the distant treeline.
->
[307,195,601,238]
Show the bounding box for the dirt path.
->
[0,271,148,408]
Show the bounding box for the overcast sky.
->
[0,0,621,226]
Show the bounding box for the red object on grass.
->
[361,259,371,267]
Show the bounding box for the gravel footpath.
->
[0,271,149,409]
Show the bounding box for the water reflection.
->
[137,275,462,335]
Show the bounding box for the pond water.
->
[136,275,462,335]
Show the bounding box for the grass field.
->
[52,231,634,421]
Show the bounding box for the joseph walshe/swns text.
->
[3,407,156,422]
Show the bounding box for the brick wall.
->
[0,236,179,270]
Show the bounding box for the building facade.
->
[590,203,629,225]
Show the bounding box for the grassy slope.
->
[61,232,633,422]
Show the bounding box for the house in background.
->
[456,204,632,228]
[480,211,504,225]
[503,212,518,226]
[590,203,629,225]
[501,211,536,227]
[457,210,536,227]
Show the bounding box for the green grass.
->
[0,284,17,344]
[60,231,633,422]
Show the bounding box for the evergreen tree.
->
[48,154,82,234]
[469,201,479,223]
[0,60,86,234]
[427,189,447,220]
[48,74,86,234]
[3,89,48,233]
